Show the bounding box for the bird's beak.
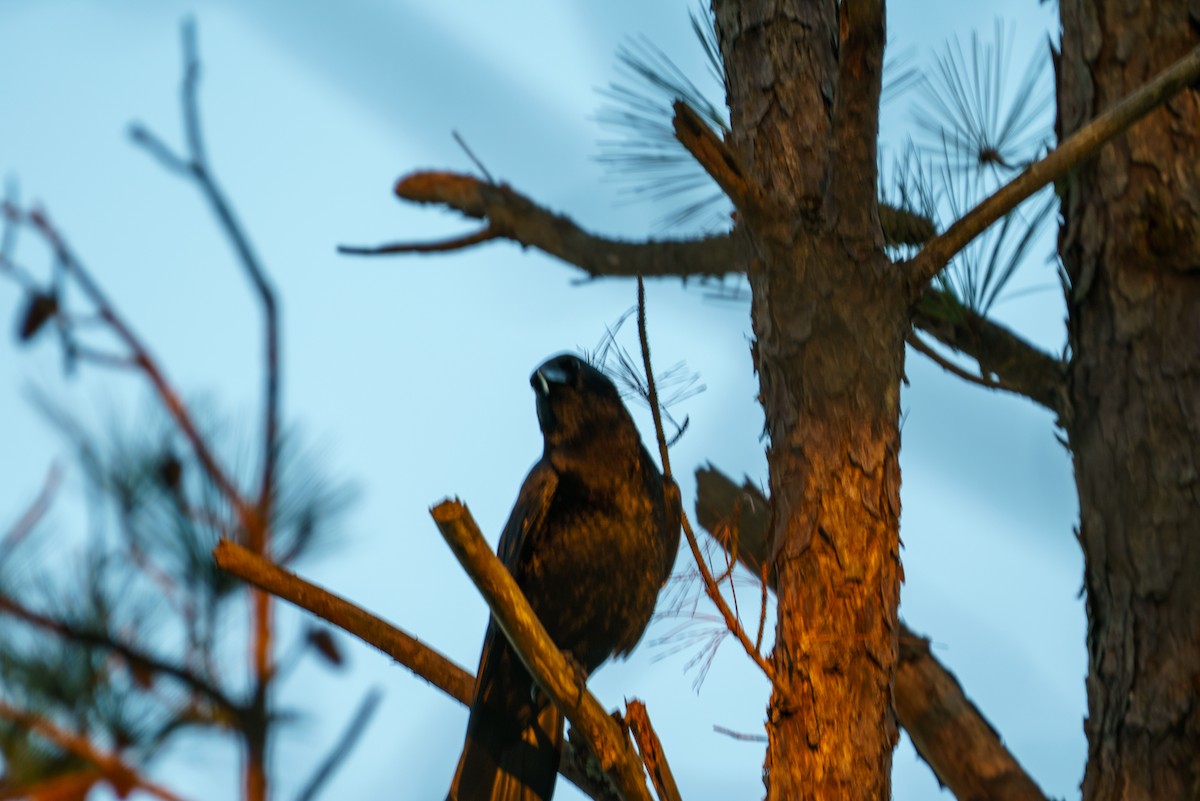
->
[533,362,570,396]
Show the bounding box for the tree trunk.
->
[1058,2,1200,799]
[713,2,904,797]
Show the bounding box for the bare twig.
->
[905,43,1200,293]
[0,462,61,561]
[712,725,767,743]
[125,23,283,800]
[907,331,1011,393]
[625,700,682,801]
[0,700,194,801]
[293,688,383,801]
[636,277,774,681]
[338,225,500,256]
[452,130,495,184]
[429,500,653,801]
[386,170,739,277]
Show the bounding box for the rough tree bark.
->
[1058,2,1200,799]
[712,2,904,797]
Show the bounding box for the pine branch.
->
[905,43,1200,294]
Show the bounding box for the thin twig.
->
[907,331,1010,394]
[712,725,767,743]
[635,276,774,681]
[905,43,1200,293]
[452,130,495,184]
[0,462,61,562]
[0,700,194,801]
[293,688,383,801]
[338,226,500,256]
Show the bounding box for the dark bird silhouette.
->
[447,353,681,801]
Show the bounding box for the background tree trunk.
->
[1058,2,1200,798]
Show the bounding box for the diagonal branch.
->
[913,288,1068,421]
[671,100,756,210]
[693,465,1050,801]
[905,43,1200,294]
[827,0,886,233]
[212,539,620,801]
[430,500,653,801]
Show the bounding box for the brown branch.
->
[214,539,473,703]
[0,700,193,801]
[827,0,886,232]
[338,225,500,255]
[389,170,738,278]
[212,539,621,801]
[913,288,1069,421]
[671,100,754,209]
[692,465,1051,801]
[430,499,653,801]
[897,631,1050,801]
[625,700,682,801]
[906,43,1200,293]
[381,169,933,276]
[636,278,774,681]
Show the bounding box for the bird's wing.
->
[495,457,558,572]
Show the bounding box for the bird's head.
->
[531,353,634,458]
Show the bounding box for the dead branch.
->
[671,101,755,209]
[430,499,653,801]
[636,277,775,682]
[693,465,1050,801]
[373,170,739,278]
[625,699,683,801]
[905,43,1200,293]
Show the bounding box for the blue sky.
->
[0,2,1079,799]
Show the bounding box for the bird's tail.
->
[446,702,563,801]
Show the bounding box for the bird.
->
[446,352,681,801]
